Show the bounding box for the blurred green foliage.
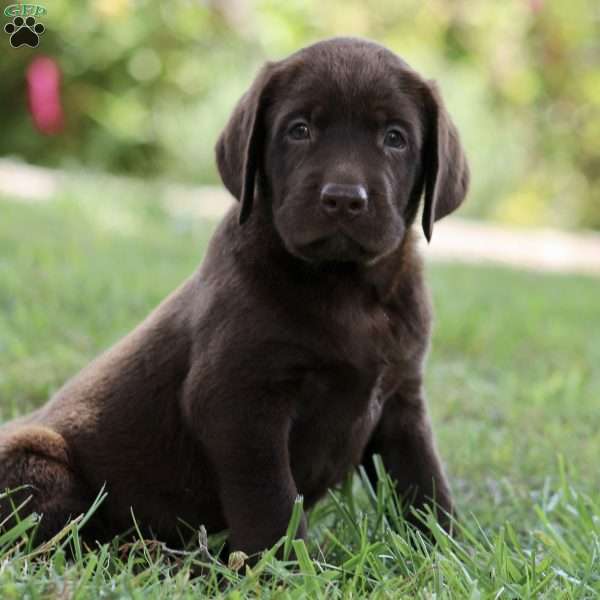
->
[1,0,599,229]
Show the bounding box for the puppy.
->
[0,38,468,556]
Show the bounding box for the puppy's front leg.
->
[362,376,453,532]
[202,405,306,558]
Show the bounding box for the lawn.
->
[1,191,599,598]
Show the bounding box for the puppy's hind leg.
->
[0,425,96,543]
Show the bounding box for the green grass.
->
[1,192,599,598]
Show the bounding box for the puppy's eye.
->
[288,122,310,141]
[384,129,407,150]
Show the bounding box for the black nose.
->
[320,183,368,218]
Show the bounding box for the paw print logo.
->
[4,16,45,48]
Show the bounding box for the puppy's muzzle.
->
[320,183,368,220]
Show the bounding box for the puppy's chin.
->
[285,232,397,266]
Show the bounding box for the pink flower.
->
[26,56,64,135]
[529,0,544,12]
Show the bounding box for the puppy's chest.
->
[288,362,386,500]
[283,289,406,500]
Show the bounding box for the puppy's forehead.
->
[269,38,425,129]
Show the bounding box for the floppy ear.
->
[421,81,470,242]
[215,63,276,225]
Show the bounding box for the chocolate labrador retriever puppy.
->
[0,37,468,556]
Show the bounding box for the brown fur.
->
[0,38,469,557]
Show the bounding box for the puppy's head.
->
[216,38,469,265]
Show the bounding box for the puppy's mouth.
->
[292,231,376,264]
